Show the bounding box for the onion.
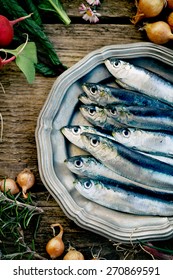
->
[16,168,35,198]
[63,245,84,260]
[167,0,173,9]
[46,223,65,259]
[143,21,173,44]
[0,178,20,195]
[167,12,173,30]
[132,0,166,24]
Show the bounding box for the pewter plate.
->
[36,43,173,243]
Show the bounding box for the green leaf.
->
[15,55,36,84]
[39,0,71,25]
[3,42,37,84]
[6,42,37,64]
[0,0,67,76]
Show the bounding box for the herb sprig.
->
[0,191,44,259]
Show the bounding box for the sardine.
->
[74,178,173,216]
[139,152,173,166]
[80,104,124,131]
[105,105,173,131]
[65,155,163,192]
[61,125,114,150]
[81,132,173,194]
[82,82,171,109]
[112,127,173,157]
[78,93,95,105]
[104,58,173,107]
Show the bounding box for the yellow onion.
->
[167,12,173,30]
[143,21,173,44]
[0,178,20,195]
[63,245,84,260]
[132,0,166,24]
[46,223,65,259]
[16,168,35,198]
[167,0,173,9]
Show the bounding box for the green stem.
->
[139,241,173,255]
[0,191,44,214]
[48,0,71,25]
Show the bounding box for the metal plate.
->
[36,43,173,243]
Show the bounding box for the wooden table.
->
[1,0,173,260]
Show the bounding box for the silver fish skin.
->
[82,82,171,109]
[65,155,161,191]
[80,104,124,131]
[105,105,173,131]
[78,93,95,105]
[61,125,114,150]
[104,59,173,107]
[112,128,173,157]
[81,132,173,194]
[139,152,173,166]
[74,178,173,216]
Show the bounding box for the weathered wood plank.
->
[61,0,135,18]
[44,23,145,67]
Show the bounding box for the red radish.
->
[0,55,16,69]
[0,13,32,47]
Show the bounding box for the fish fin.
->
[115,79,135,90]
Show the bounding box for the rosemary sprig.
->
[0,190,44,259]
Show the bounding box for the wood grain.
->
[0,0,172,260]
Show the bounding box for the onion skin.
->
[46,223,65,259]
[167,0,173,9]
[144,21,173,44]
[63,246,85,260]
[132,0,165,24]
[16,168,35,198]
[168,12,173,30]
[0,178,20,195]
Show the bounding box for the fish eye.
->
[90,86,97,95]
[88,108,96,115]
[72,127,81,135]
[109,108,117,116]
[113,60,120,68]
[74,159,83,168]
[84,180,93,189]
[90,137,100,147]
[122,128,131,138]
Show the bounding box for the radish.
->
[0,55,16,69]
[0,13,32,47]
